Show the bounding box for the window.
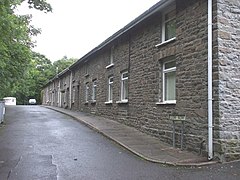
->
[162,7,176,42]
[107,76,113,102]
[163,60,176,103]
[121,71,128,101]
[106,46,114,69]
[92,80,97,102]
[85,83,89,103]
[110,46,114,64]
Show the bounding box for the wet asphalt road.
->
[0,106,239,180]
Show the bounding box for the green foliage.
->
[27,0,52,13]
[10,54,77,104]
[11,52,53,104]
[0,0,76,104]
[0,0,52,100]
[52,56,77,74]
[0,0,30,98]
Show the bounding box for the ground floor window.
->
[121,71,128,101]
[163,59,176,103]
[108,76,113,102]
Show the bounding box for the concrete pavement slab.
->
[44,106,218,166]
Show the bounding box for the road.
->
[0,106,239,180]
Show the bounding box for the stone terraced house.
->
[42,0,240,162]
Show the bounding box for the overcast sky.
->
[17,0,160,61]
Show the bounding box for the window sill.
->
[116,100,128,104]
[91,100,96,104]
[84,102,88,105]
[156,101,176,105]
[155,37,176,47]
[106,63,114,69]
[105,101,113,105]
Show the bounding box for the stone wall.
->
[126,0,210,154]
[42,0,240,161]
[42,0,210,154]
[215,0,240,161]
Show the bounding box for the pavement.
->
[43,106,218,167]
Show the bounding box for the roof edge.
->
[44,0,174,87]
[69,0,174,69]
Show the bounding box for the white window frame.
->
[92,80,97,102]
[162,6,176,43]
[162,60,176,104]
[110,46,114,64]
[120,71,128,102]
[106,46,114,69]
[85,83,89,103]
[106,76,113,103]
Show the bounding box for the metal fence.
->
[0,101,5,123]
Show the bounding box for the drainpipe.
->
[208,0,213,160]
[69,69,72,109]
[58,78,61,107]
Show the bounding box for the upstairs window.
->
[106,46,114,69]
[121,71,128,101]
[162,7,176,42]
[163,60,176,103]
[110,46,114,65]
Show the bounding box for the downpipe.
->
[208,0,213,160]
[69,69,72,109]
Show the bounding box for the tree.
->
[52,56,77,74]
[0,0,52,99]
[0,0,77,104]
[11,52,54,104]
[27,0,52,13]
[10,54,77,104]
